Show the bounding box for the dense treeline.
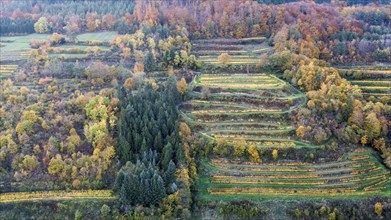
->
[11,1,388,64]
[256,0,302,4]
[1,0,134,19]
[1,0,135,34]
[117,78,182,164]
[287,198,391,219]
[2,1,390,64]
[199,198,391,220]
[254,0,383,4]
[0,18,35,34]
[114,78,193,216]
[345,0,390,5]
[1,0,389,36]
[114,152,168,206]
[354,11,390,26]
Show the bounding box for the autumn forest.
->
[0,0,390,219]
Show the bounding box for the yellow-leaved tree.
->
[272,149,278,160]
[177,78,188,96]
[247,145,261,163]
[34,17,51,33]
[218,52,231,66]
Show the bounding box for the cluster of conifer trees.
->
[0,18,35,34]
[114,151,176,206]
[115,78,183,205]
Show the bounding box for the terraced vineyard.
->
[0,51,30,62]
[200,148,391,199]
[0,64,18,79]
[338,66,391,104]
[181,72,391,201]
[181,73,310,149]
[193,37,272,66]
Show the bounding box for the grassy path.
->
[0,190,115,203]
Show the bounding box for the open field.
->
[0,34,50,52]
[76,31,120,42]
[0,32,118,62]
[199,148,391,200]
[181,73,309,149]
[337,66,391,103]
[46,44,111,59]
[0,34,49,62]
[48,53,89,59]
[0,190,115,203]
[54,44,111,51]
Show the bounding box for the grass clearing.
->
[0,32,119,62]
[0,34,50,52]
[54,44,111,51]
[76,31,120,42]
[0,190,114,203]
[48,53,89,59]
